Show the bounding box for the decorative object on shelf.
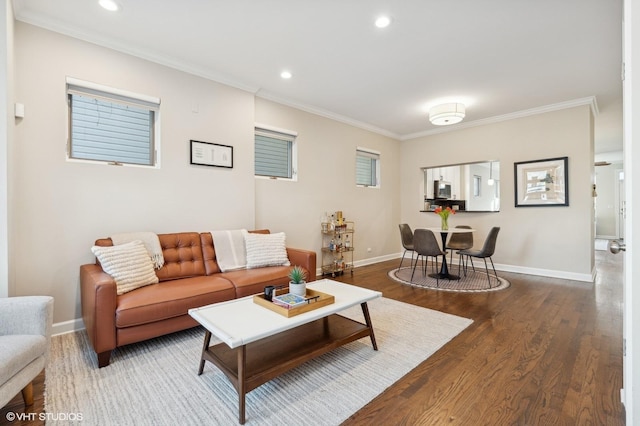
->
[429,103,466,126]
[190,140,233,168]
[288,265,307,296]
[514,156,568,207]
[321,216,354,277]
[434,206,455,230]
[321,212,329,232]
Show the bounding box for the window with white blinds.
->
[66,78,160,166]
[255,126,297,179]
[356,148,380,187]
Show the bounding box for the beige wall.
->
[254,98,401,265]
[400,106,595,280]
[8,21,596,330]
[13,23,255,324]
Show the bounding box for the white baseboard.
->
[365,252,595,283]
[61,253,592,335]
[52,317,85,337]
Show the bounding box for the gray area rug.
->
[389,265,511,293]
[45,298,471,425]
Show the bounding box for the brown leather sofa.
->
[80,230,316,367]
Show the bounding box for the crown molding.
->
[16,13,600,143]
[401,96,599,141]
[255,91,402,140]
[14,13,260,94]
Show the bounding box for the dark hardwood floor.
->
[1,250,624,425]
[339,251,625,425]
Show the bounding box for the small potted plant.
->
[288,265,308,297]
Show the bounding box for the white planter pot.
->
[289,281,306,297]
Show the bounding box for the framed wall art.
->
[190,140,233,168]
[514,156,568,207]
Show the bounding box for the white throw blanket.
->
[111,232,165,270]
[211,229,247,272]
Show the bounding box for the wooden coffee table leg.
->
[238,345,247,424]
[198,330,212,375]
[360,302,378,350]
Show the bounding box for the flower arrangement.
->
[434,206,455,230]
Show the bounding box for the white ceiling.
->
[13,0,623,153]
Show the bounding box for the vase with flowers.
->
[434,206,455,230]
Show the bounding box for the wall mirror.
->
[422,161,500,212]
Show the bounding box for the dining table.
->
[426,227,475,280]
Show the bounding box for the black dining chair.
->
[411,229,446,286]
[445,225,474,276]
[398,224,416,270]
[459,227,500,288]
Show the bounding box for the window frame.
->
[356,147,381,188]
[66,77,161,168]
[254,124,298,181]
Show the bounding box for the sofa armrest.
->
[80,264,117,355]
[286,248,317,282]
[0,296,53,337]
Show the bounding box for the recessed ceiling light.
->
[99,0,120,12]
[280,71,292,79]
[375,16,391,28]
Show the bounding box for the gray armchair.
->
[0,296,54,408]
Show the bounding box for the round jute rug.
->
[388,265,511,293]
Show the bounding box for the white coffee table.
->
[188,279,382,424]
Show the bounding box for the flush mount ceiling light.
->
[99,0,120,11]
[280,70,292,79]
[429,103,466,126]
[375,16,391,28]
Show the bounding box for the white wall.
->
[0,0,14,298]
[400,106,595,280]
[13,23,255,323]
[623,0,639,421]
[254,98,401,266]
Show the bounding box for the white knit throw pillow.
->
[91,240,159,295]
[244,232,291,269]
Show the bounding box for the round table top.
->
[425,227,475,233]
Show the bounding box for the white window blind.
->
[356,148,380,187]
[67,78,160,166]
[255,127,297,179]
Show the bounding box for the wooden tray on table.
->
[253,288,335,318]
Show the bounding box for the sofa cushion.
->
[201,232,221,275]
[91,240,159,295]
[244,231,290,269]
[115,276,235,328]
[155,233,206,282]
[220,265,293,298]
[0,335,47,385]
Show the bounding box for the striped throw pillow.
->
[244,232,291,269]
[91,240,159,295]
